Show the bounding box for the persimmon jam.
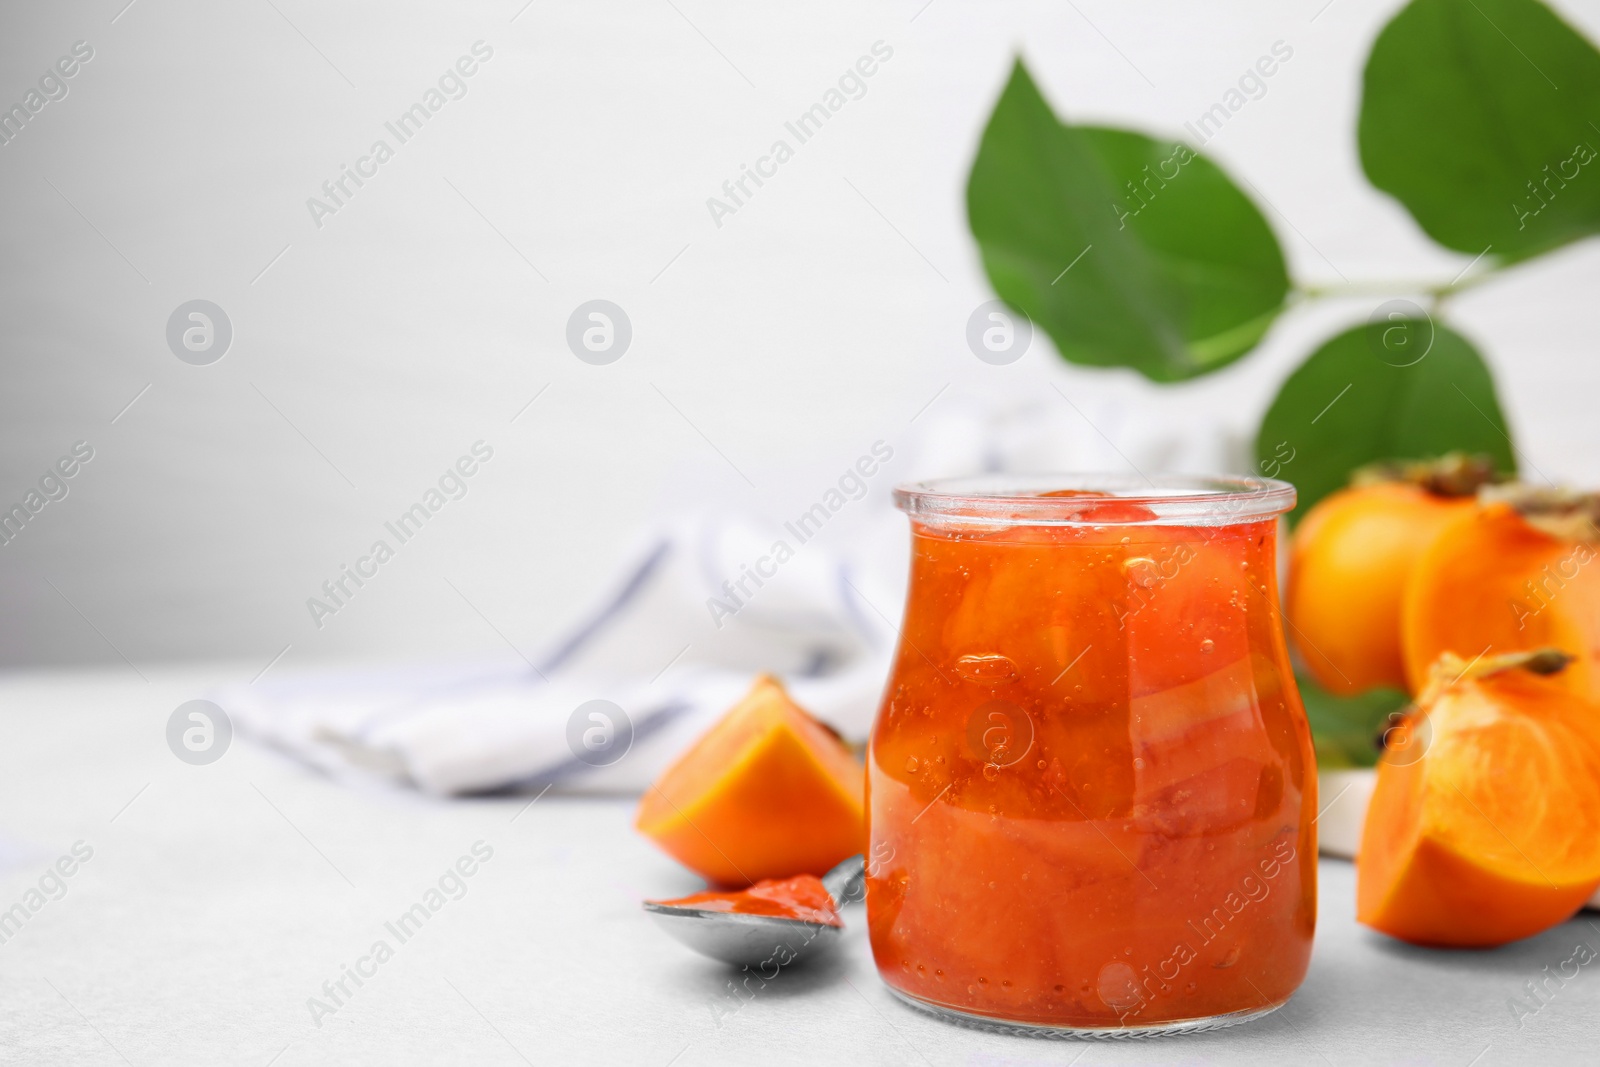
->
[867,477,1315,1032]
[650,874,843,928]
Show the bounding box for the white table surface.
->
[2,667,1596,1066]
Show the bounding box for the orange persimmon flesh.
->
[1402,501,1600,697]
[1289,481,1472,695]
[649,873,843,927]
[1358,652,1600,946]
[636,675,864,887]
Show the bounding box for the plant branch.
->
[1296,263,1503,304]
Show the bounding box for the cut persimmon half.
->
[636,675,865,887]
[1357,650,1600,947]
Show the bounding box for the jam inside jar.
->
[866,475,1315,1035]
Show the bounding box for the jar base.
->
[885,986,1286,1039]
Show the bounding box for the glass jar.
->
[866,475,1315,1036]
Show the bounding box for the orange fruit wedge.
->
[1358,650,1600,947]
[636,675,865,887]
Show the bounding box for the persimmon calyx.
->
[1350,452,1502,498]
[1477,484,1600,543]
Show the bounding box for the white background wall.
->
[3,0,1599,675]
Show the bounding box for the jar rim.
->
[893,473,1296,526]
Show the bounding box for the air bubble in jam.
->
[955,653,1019,684]
[1201,638,1215,653]
[1122,557,1160,588]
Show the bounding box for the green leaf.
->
[1297,672,1410,770]
[1254,319,1517,525]
[1360,0,1600,260]
[967,60,1290,383]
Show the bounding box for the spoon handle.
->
[821,853,866,906]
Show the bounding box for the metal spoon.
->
[642,854,866,968]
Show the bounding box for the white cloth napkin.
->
[225,394,1246,795]
[225,513,898,794]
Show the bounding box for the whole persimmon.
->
[1288,456,1496,695]
[1402,487,1600,698]
[1358,649,1600,947]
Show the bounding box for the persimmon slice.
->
[1357,651,1600,946]
[636,675,865,887]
